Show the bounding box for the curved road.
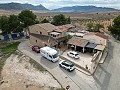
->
[18,38,120,90]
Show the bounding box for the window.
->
[49,55,52,58]
[52,53,58,58]
[40,32,42,34]
[70,53,74,55]
[36,40,37,42]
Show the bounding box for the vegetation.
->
[9,15,22,33]
[108,15,120,39]
[87,22,104,32]
[0,42,20,78]
[0,16,9,35]
[94,24,104,32]
[1,42,20,54]
[41,18,49,23]
[0,10,39,35]
[87,22,94,31]
[51,14,71,26]
[18,10,38,28]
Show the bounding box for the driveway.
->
[18,40,98,90]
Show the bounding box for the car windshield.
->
[52,53,58,58]
[64,61,74,67]
[75,54,79,56]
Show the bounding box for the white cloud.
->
[0,0,120,9]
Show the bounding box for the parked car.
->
[32,46,40,53]
[67,51,80,59]
[59,60,75,72]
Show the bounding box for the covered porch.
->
[67,36,89,53]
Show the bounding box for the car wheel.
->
[59,64,62,67]
[67,69,71,72]
[51,60,54,63]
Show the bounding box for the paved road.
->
[18,40,98,90]
[94,37,120,90]
[18,38,120,90]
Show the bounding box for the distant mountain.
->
[0,2,48,10]
[52,6,117,12]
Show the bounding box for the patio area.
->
[61,49,93,71]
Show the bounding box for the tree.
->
[66,16,71,24]
[93,24,104,32]
[0,16,9,35]
[51,14,70,26]
[18,10,37,28]
[108,15,120,39]
[87,22,94,31]
[9,14,21,33]
[41,18,49,23]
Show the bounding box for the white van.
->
[40,47,59,62]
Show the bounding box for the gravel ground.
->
[0,53,61,90]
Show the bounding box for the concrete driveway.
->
[18,40,100,90]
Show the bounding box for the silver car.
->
[67,51,80,59]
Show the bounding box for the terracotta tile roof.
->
[84,32,108,39]
[67,36,89,47]
[37,23,57,32]
[55,25,70,33]
[84,32,95,35]
[95,33,108,39]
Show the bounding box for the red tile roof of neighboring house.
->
[84,32,108,39]
[95,33,108,39]
[55,24,75,33]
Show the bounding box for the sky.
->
[0,0,120,10]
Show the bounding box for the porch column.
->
[83,47,85,53]
[74,45,76,51]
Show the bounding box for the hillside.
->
[0,2,48,11]
[52,6,117,12]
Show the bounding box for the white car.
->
[59,60,75,72]
[67,51,80,59]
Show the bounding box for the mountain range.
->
[52,6,117,12]
[0,2,48,10]
[0,2,117,12]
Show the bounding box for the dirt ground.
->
[0,52,61,90]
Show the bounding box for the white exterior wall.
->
[83,35,107,46]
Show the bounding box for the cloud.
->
[0,0,120,9]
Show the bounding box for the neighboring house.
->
[83,32,108,46]
[29,23,56,35]
[30,33,58,47]
[29,23,69,47]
